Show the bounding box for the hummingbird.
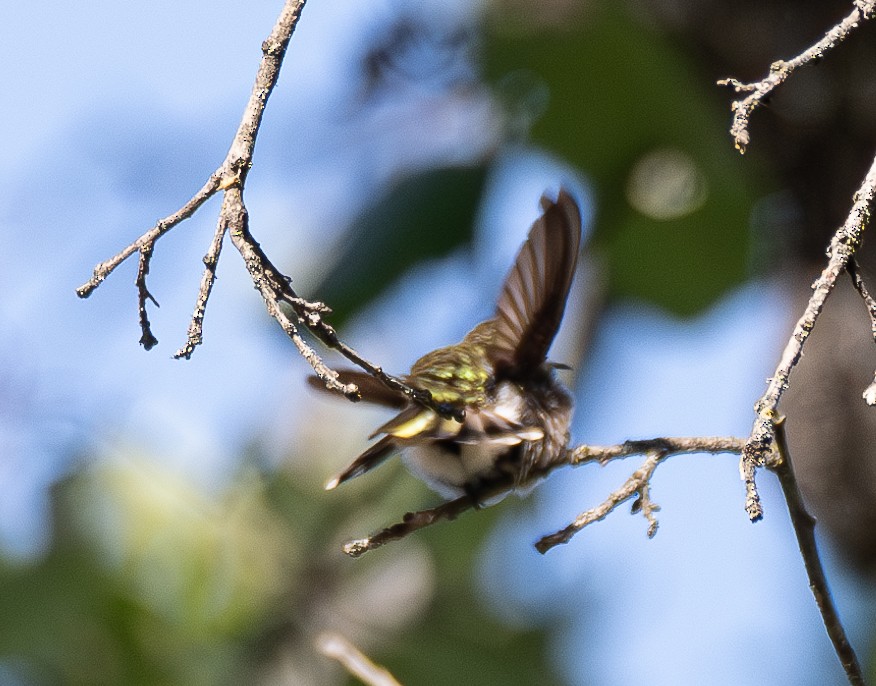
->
[315,189,581,501]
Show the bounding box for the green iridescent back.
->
[407,321,498,407]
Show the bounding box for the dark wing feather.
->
[325,434,397,489]
[489,189,581,377]
[307,370,408,409]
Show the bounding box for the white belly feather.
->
[400,382,545,499]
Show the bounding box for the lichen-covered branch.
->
[342,436,745,558]
[741,152,876,522]
[75,0,306,342]
[536,449,667,553]
[174,217,228,360]
[718,1,876,153]
[74,0,456,417]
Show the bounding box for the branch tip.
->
[863,380,876,406]
[76,282,97,299]
[719,2,874,150]
[343,538,372,558]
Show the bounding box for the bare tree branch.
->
[741,152,876,522]
[316,632,404,686]
[772,418,866,686]
[716,14,874,681]
[342,437,745,558]
[174,216,228,360]
[76,173,222,298]
[74,0,458,418]
[135,243,159,350]
[718,1,876,153]
[536,448,667,553]
[74,0,352,398]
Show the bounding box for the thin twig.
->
[136,243,159,350]
[536,450,666,553]
[342,437,745,558]
[741,152,876,522]
[718,1,876,153]
[76,173,222,298]
[316,632,403,686]
[772,417,865,686]
[219,188,357,399]
[565,436,746,466]
[175,217,228,359]
[342,489,491,558]
[847,256,876,340]
[847,257,876,405]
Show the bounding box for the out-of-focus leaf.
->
[314,166,488,325]
[373,503,564,686]
[0,464,288,686]
[485,3,761,315]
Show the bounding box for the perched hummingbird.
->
[316,189,581,501]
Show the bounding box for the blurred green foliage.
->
[318,5,758,326]
[0,452,561,685]
[0,460,289,685]
[484,3,756,315]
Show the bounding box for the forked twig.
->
[718,1,876,153]
[740,152,876,522]
[74,0,455,418]
[343,437,745,558]
[76,173,222,298]
[535,449,667,553]
[136,243,159,350]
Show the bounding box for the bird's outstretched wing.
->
[487,189,582,378]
